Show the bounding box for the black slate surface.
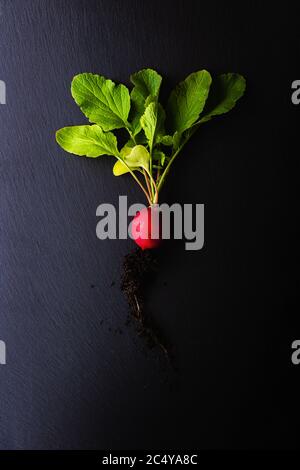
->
[0,0,299,449]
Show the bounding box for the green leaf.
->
[56,125,119,158]
[156,134,173,146]
[71,73,130,131]
[130,117,143,136]
[155,104,166,144]
[153,149,167,166]
[129,69,162,135]
[113,145,150,176]
[140,101,166,150]
[166,70,212,134]
[134,132,148,145]
[130,68,162,109]
[172,131,182,150]
[199,73,246,123]
[140,101,157,150]
[141,102,157,149]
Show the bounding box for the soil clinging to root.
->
[121,248,171,361]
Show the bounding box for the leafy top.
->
[56,68,246,204]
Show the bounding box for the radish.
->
[56,69,246,251]
[55,68,246,357]
[131,206,162,250]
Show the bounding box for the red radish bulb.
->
[131,206,162,250]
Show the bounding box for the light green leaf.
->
[120,142,135,157]
[113,144,135,176]
[166,70,212,134]
[71,73,130,131]
[125,145,150,170]
[56,125,119,158]
[113,159,134,176]
[199,73,246,123]
[113,144,150,176]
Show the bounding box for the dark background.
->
[0,0,299,450]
